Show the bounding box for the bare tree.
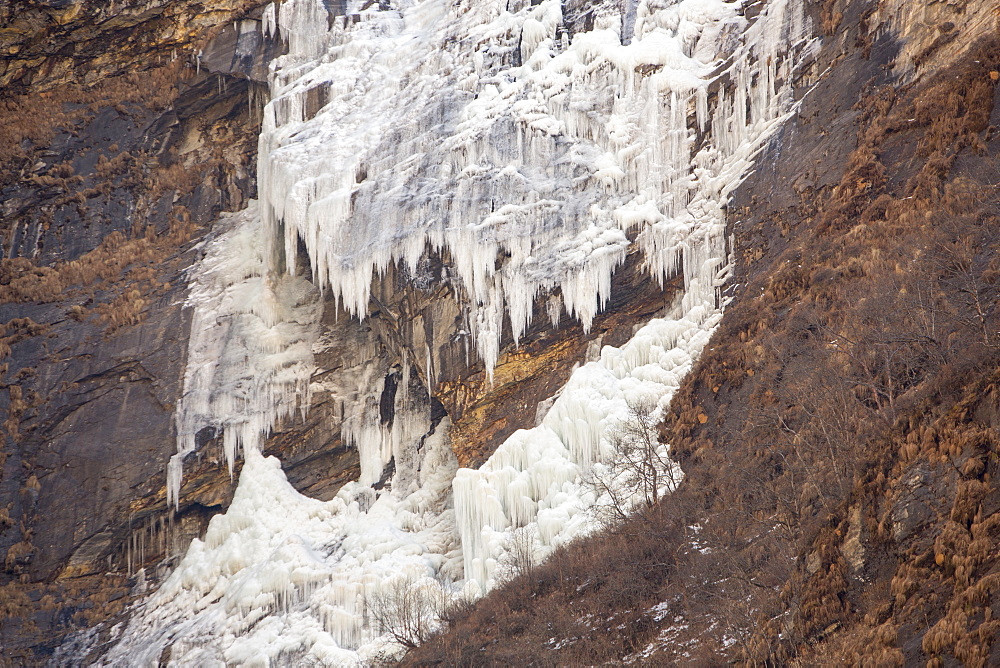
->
[494,525,538,585]
[364,575,443,649]
[588,400,684,526]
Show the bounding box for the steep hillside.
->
[405,1,1000,665]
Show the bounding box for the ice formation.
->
[167,203,323,507]
[256,0,812,377]
[105,423,461,666]
[101,0,817,664]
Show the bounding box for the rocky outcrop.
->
[358,246,682,471]
[0,0,269,93]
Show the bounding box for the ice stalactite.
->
[255,0,816,378]
[335,355,434,490]
[168,203,322,507]
[100,0,819,664]
[454,282,722,589]
[106,366,461,666]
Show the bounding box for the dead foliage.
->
[0,60,188,182]
[0,203,197,334]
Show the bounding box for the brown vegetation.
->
[0,202,199,335]
[0,59,224,342]
[0,60,188,182]
[0,573,133,666]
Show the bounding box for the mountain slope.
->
[1,0,997,665]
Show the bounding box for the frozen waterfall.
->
[100,0,817,664]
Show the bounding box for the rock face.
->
[359,248,682,471]
[0,2,284,660]
[3,0,998,665]
[0,0,270,93]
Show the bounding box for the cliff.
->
[1,0,999,665]
[0,0,280,661]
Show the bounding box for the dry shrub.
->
[4,537,35,572]
[404,499,698,666]
[0,202,195,332]
[95,289,148,333]
[0,582,30,618]
[94,151,136,179]
[0,318,47,360]
[2,385,29,442]
[0,59,187,181]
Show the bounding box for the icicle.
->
[167,203,323,507]
[262,3,277,40]
[251,0,816,381]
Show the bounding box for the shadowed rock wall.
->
[0,3,282,661]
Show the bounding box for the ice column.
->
[168,203,322,506]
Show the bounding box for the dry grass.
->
[0,202,198,334]
[0,582,30,618]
